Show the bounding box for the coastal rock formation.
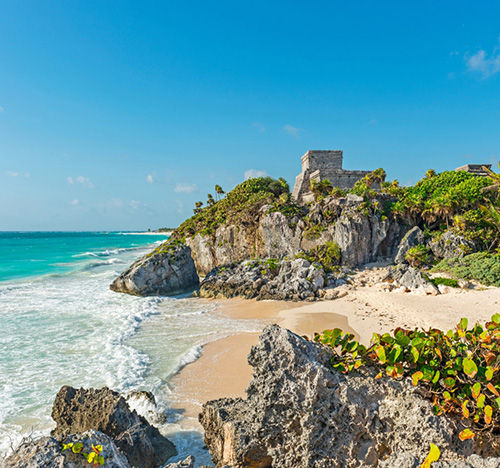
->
[394,225,425,264]
[4,430,129,468]
[384,264,440,294]
[429,230,477,259]
[110,242,199,296]
[199,258,344,301]
[51,386,177,468]
[200,325,498,467]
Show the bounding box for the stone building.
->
[292,150,371,203]
[455,164,492,177]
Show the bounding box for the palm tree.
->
[215,185,225,201]
[193,201,203,214]
[482,162,500,201]
[207,194,215,206]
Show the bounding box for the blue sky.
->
[1,1,499,230]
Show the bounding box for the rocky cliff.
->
[199,324,499,468]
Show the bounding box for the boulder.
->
[200,325,498,467]
[394,226,425,264]
[164,456,196,468]
[110,242,199,296]
[385,264,439,294]
[51,386,176,468]
[4,430,129,468]
[429,231,477,259]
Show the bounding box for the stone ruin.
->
[455,164,492,177]
[292,150,371,203]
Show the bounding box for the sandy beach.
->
[171,284,500,422]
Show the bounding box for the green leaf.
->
[462,358,478,378]
[459,318,468,330]
[484,405,493,424]
[485,367,494,381]
[375,345,387,364]
[492,313,500,325]
[395,331,411,347]
[410,346,420,363]
[72,442,83,454]
[412,371,423,386]
[477,394,485,408]
[443,377,455,389]
[471,383,481,399]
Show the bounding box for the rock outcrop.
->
[4,430,129,468]
[184,195,405,276]
[200,325,499,467]
[429,230,477,259]
[110,242,199,296]
[394,225,425,264]
[199,258,348,301]
[51,386,176,468]
[384,264,440,294]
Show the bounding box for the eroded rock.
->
[429,231,477,259]
[394,226,425,264]
[110,242,199,296]
[200,325,498,467]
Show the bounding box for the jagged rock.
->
[110,243,199,296]
[394,226,425,264]
[199,325,499,467]
[4,430,130,468]
[199,258,330,301]
[385,264,439,294]
[429,231,477,259]
[51,386,176,468]
[164,456,195,467]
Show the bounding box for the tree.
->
[310,179,333,199]
[215,185,225,201]
[207,194,215,206]
[193,201,203,214]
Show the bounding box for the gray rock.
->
[164,456,195,468]
[385,264,439,294]
[394,226,425,264]
[51,386,176,468]
[429,231,477,259]
[200,325,498,467]
[4,430,130,468]
[110,242,199,296]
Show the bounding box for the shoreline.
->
[170,286,500,423]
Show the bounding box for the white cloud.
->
[283,124,302,138]
[174,183,197,193]
[146,174,154,184]
[129,200,140,210]
[244,169,268,179]
[252,122,265,133]
[7,171,30,178]
[67,176,94,188]
[70,199,79,205]
[0,106,4,113]
[465,39,500,78]
[175,200,184,214]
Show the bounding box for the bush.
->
[314,314,500,442]
[308,242,341,273]
[432,252,500,287]
[431,277,459,288]
[405,244,432,268]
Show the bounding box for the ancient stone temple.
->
[292,150,371,203]
[455,164,492,177]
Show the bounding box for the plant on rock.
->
[405,244,433,268]
[314,314,500,444]
[62,441,105,467]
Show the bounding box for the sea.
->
[0,231,260,466]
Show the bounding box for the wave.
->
[168,344,203,378]
[72,246,144,258]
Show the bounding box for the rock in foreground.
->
[110,242,199,296]
[51,386,176,468]
[200,324,499,467]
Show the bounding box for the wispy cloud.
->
[6,171,30,178]
[244,169,268,179]
[465,38,500,78]
[129,200,140,210]
[283,124,303,138]
[0,106,4,113]
[146,174,154,184]
[67,176,94,188]
[174,183,197,194]
[70,199,79,206]
[252,122,266,133]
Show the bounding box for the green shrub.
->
[405,244,432,268]
[432,252,500,287]
[314,314,500,442]
[308,241,341,273]
[431,277,459,288]
[303,224,325,240]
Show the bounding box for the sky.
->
[1,1,499,230]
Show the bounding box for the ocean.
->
[0,232,259,466]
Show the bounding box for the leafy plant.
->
[314,315,500,443]
[62,442,105,467]
[430,277,459,288]
[310,179,333,200]
[432,252,500,287]
[405,244,432,268]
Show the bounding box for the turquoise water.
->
[0,232,260,466]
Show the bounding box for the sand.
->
[170,285,500,423]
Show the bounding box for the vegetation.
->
[310,179,333,200]
[430,277,459,288]
[405,245,433,268]
[61,441,105,467]
[299,241,341,273]
[350,168,387,198]
[171,177,291,239]
[431,252,500,287]
[314,314,500,444]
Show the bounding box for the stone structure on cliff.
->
[292,150,371,203]
[455,164,492,177]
